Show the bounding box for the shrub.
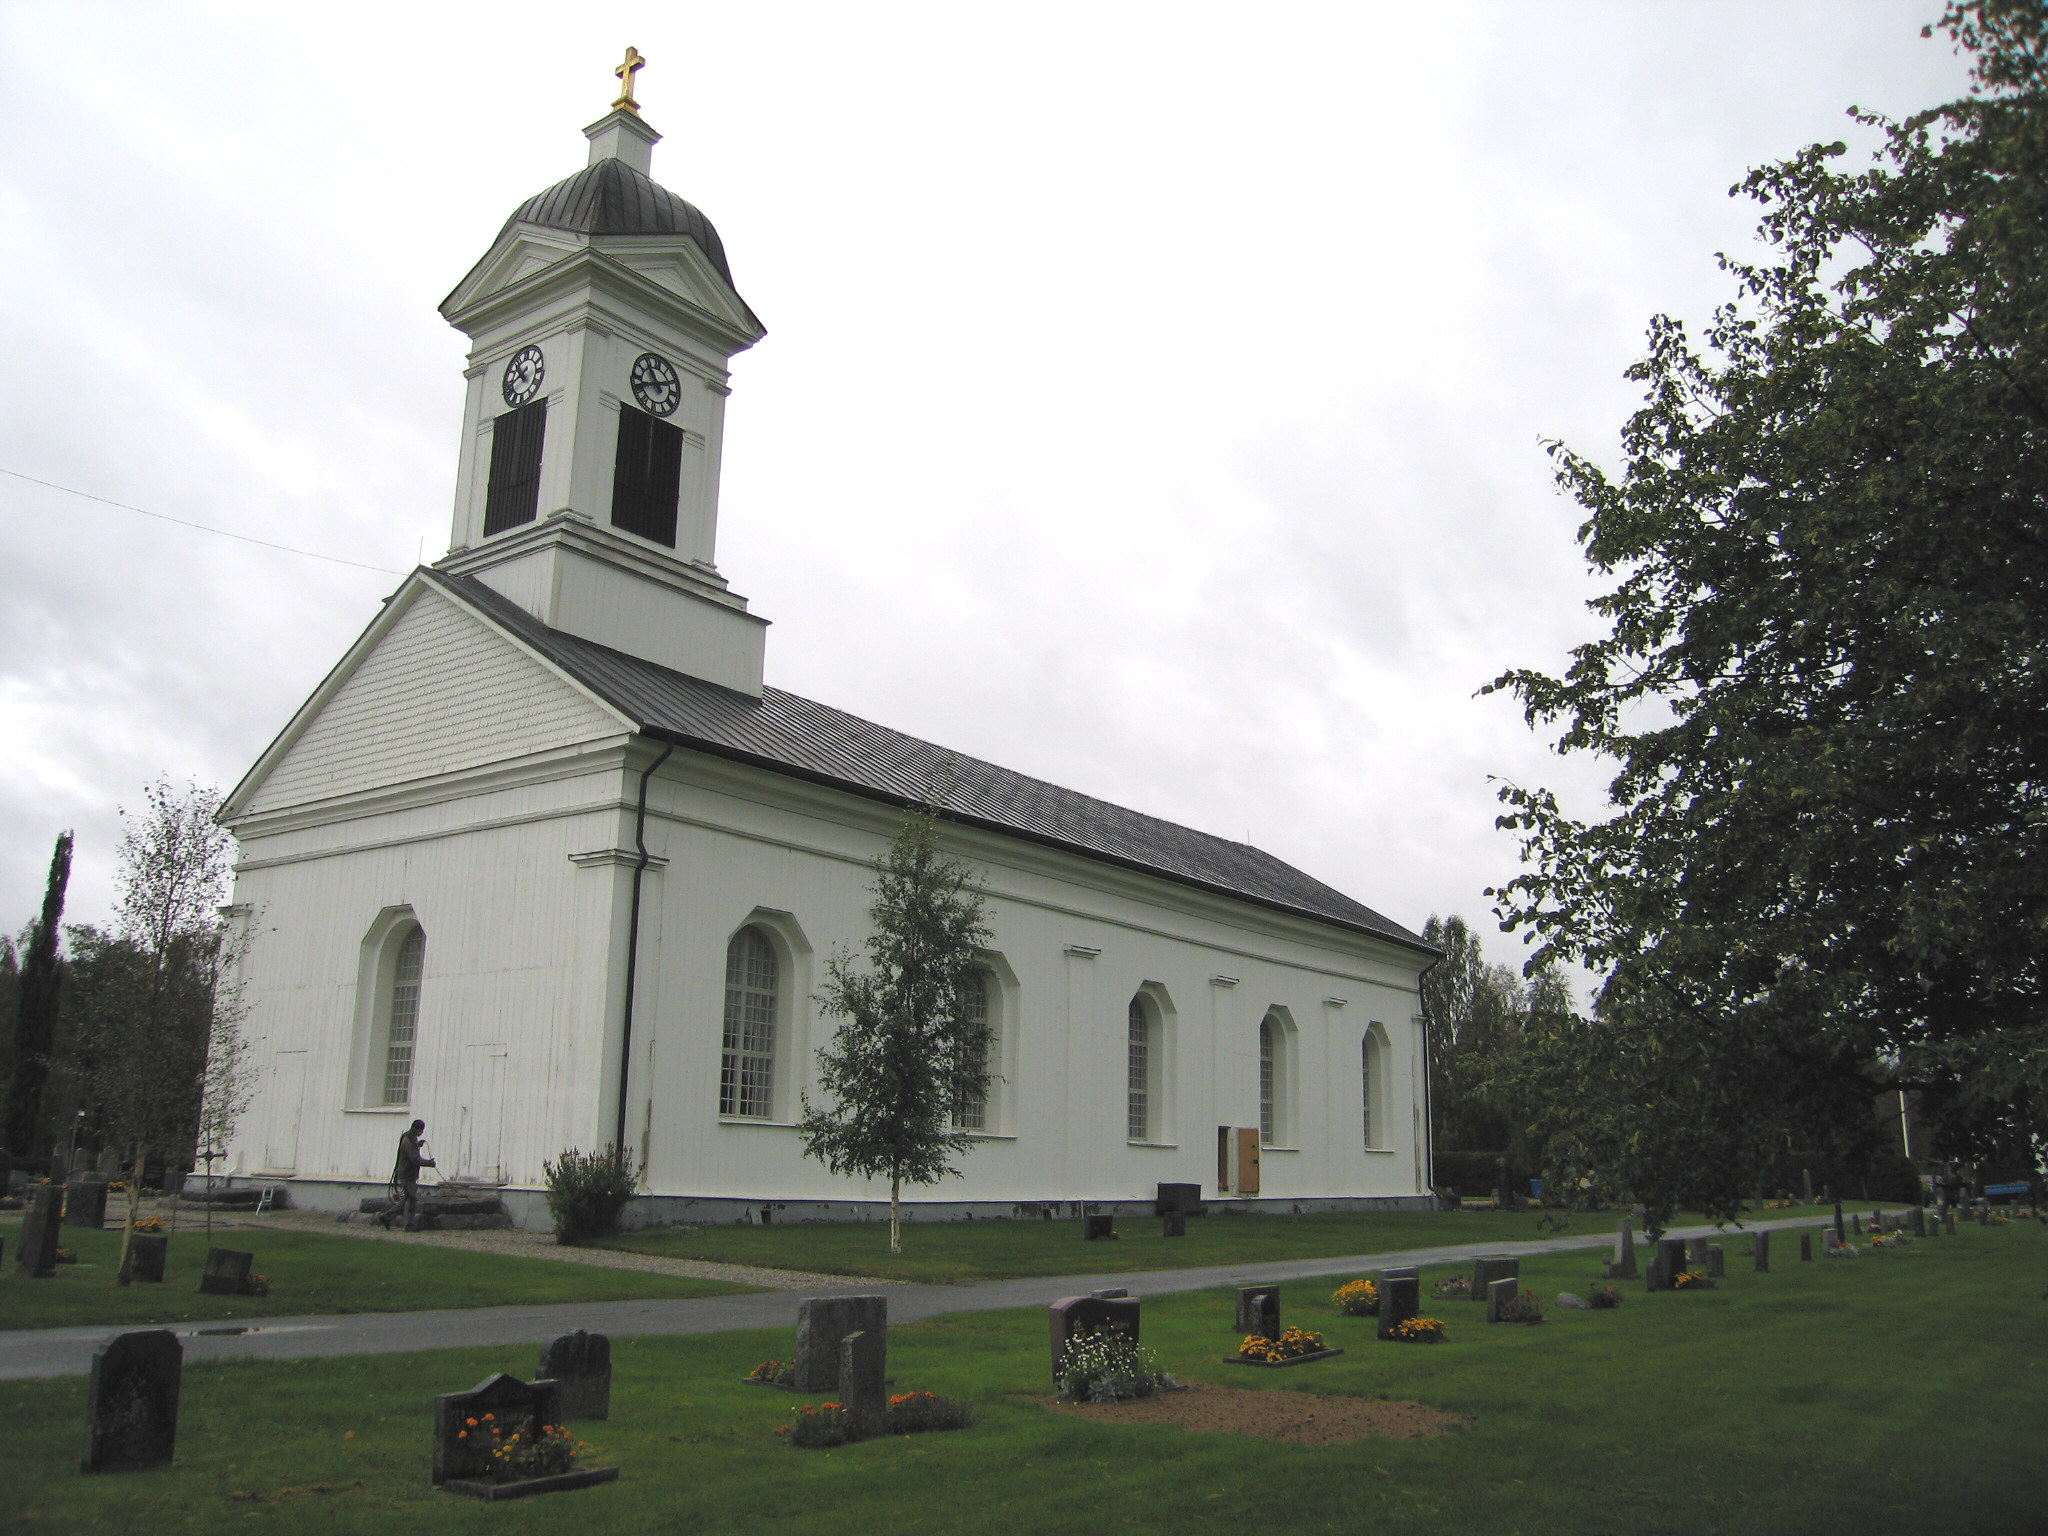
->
[1238,1326,1329,1363]
[1055,1328,1177,1403]
[886,1391,975,1434]
[1332,1278,1381,1314]
[780,1402,852,1448]
[747,1359,795,1386]
[1590,1285,1624,1309]
[1389,1316,1446,1343]
[542,1145,639,1245]
[1430,1274,1474,1301]
[1494,1287,1545,1323]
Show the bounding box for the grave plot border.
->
[1220,1347,1346,1368]
[441,1467,621,1502]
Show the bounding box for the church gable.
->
[237,585,630,816]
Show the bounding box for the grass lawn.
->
[594,1203,1862,1283]
[0,1225,755,1331]
[9,1214,2037,1535]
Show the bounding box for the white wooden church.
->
[216,60,1439,1227]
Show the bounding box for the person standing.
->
[382,1119,436,1229]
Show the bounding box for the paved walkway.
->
[0,1215,1832,1380]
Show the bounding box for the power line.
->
[1,466,409,575]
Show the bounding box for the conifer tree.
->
[4,830,73,1160]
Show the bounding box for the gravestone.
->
[537,1330,610,1420]
[793,1296,888,1393]
[1484,1277,1518,1322]
[433,1373,559,1487]
[1155,1182,1201,1215]
[1687,1236,1713,1271]
[839,1329,887,1439]
[17,1185,60,1278]
[1908,1207,1926,1237]
[1091,1288,1129,1299]
[97,1147,119,1177]
[1556,1292,1591,1310]
[1471,1255,1520,1297]
[1048,1294,1141,1381]
[1851,1214,1863,1236]
[1753,1231,1771,1273]
[1083,1214,1116,1240]
[1800,1232,1813,1262]
[1703,1245,1725,1278]
[1234,1284,1281,1338]
[1945,1213,1957,1236]
[1833,1202,1847,1242]
[65,1179,109,1229]
[1605,1218,1639,1280]
[199,1248,253,1296]
[81,1330,182,1473]
[1375,1267,1420,1340]
[1979,1208,1989,1226]
[128,1233,169,1284]
[1162,1211,1187,1238]
[1647,1238,1688,1291]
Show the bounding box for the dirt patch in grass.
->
[1039,1380,1472,1445]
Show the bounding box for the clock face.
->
[630,352,682,416]
[501,345,545,407]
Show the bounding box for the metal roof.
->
[431,571,1433,956]
[500,158,737,286]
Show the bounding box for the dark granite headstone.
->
[793,1295,888,1393]
[1048,1294,1141,1381]
[1485,1277,1518,1322]
[1083,1214,1116,1240]
[1851,1213,1863,1236]
[1687,1236,1712,1270]
[839,1329,887,1439]
[65,1179,109,1229]
[1945,1213,1957,1236]
[1647,1238,1688,1291]
[128,1233,169,1284]
[1908,1207,1926,1237]
[537,1330,610,1421]
[1090,1288,1129,1299]
[433,1373,558,1486]
[1155,1182,1201,1215]
[1833,1201,1846,1241]
[199,1248,253,1296]
[1978,1208,1989,1226]
[1375,1268,1420,1340]
[1471,1255,1520,1297]
[1234,1284,1281,1338]
[81,1330,181,1473]
[1162,1211,1186,1238]
[1703,1244,1725,1278]
[17,1185,60,1278]
[1753,1231,1771,1273]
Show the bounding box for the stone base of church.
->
[195,1177,1437,1231]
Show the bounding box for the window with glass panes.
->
[720,928,778,1117]
[953,970,993,1132]
[1127,995,1151,1141]
[1259,1018,1276,1146]
[382,927,424,1105]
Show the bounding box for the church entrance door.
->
[455,1044,509,1184]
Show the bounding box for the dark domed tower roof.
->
[500,157,736,287]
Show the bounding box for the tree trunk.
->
[890,1174,902,1255]
[115,1144,144,1285]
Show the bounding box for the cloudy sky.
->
[0,4,1972,979]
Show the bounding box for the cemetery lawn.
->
[593,1203,1855,1282]
[10,1213,2032,1535]
[0,1225,755,1331]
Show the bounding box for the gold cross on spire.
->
[612,46,647,114]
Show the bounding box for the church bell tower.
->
[435,49,769,695]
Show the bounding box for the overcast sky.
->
[0,4,1973,980]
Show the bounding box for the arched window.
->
[953,968,995,1133]
[1259,1017,1277,1146]
[1127,993,1154,1142]
[1362,1025,1388,1149]
[380,926,425,1106]
[721,927,779,1118]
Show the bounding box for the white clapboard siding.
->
[247,590,627,812]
